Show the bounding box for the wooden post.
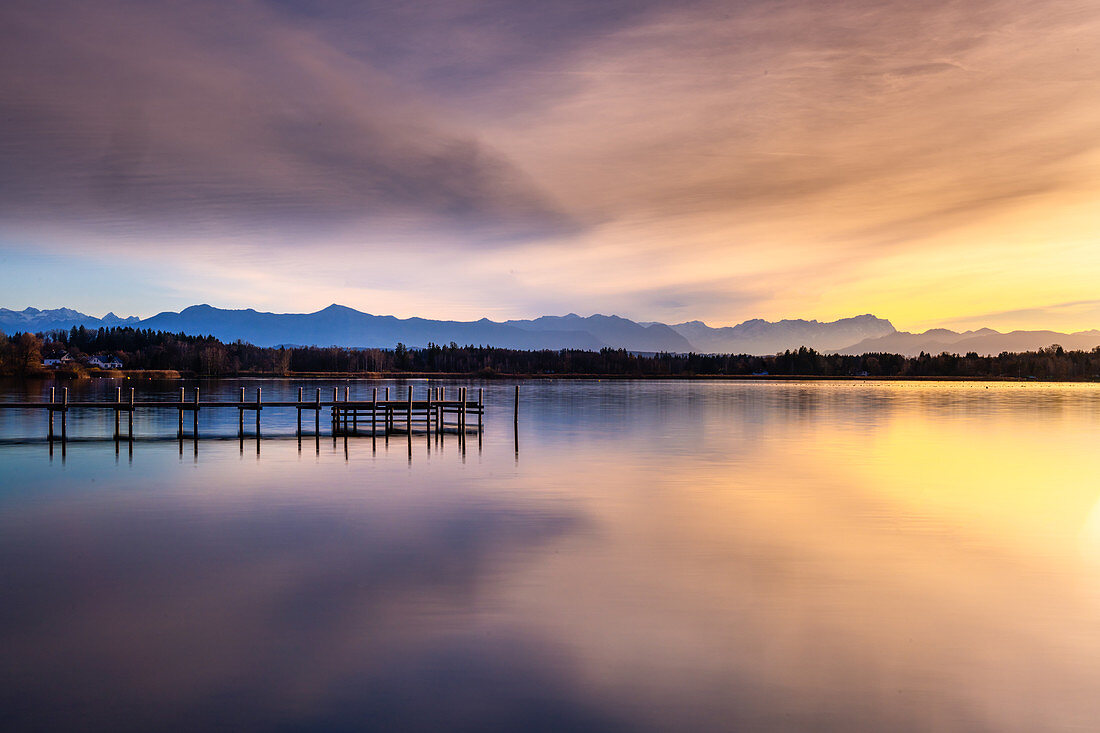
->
[426,385,432,431]
[61,387,68,441]
[514,385,519,425]
[116,387,122,440]
[315,387,320,435]
[256,387,262,436]
[462,387,469,432]
[352,386,358,435]
[439,386,445,433]
[403,385,410,434]
[385,385,393,431]
[193,387,199,437]
[478,388,483,431]
[128,387,134,440]
[239,387,245,437]
[332,387,338,435]
[178,387,185,437]
[372,387,377,435]
[345,386,350,434]
[48,387,55,441]
[297,386,303,436]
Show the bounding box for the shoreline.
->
[5,371,1093,383]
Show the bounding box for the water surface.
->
[3,379,1100,731]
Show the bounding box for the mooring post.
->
[297,386,303,436]
[478,388,484,431]
[178,387,185,437]
[372,387,377,435]
[48,387,55,441]
[344,386,350,434]
[239,387,245,437]
[128,388,134,440]
[256,387,261,436]
[514,385,519,425]
[116,387,122,440]
[61,387,68,441]
[315,387,320,435]
[426,385,432,432]
[332,387,338,435]
[439,386,445,432]
[406,385,412,434]
[383,386,389,432]
[193,387,200,437]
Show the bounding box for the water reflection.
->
[2,380,1100,731]
[0,484,591,731]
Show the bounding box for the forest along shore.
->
[1,326,1098,380]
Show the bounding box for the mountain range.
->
[2,305,1097,356]
[838,327,1100,357]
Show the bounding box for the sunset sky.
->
[2,0,1099,331]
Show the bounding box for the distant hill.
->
[0,307,140,333]
[139,304,609,350]
[670,314,895,354]
[837,328,1100,356]
[6,304,897,353]
[12,303,1094,356]
[505,313,691,353]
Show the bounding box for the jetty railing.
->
[0,385,515,442]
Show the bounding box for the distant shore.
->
[4,326,1096,381]
[9,371,1095,383]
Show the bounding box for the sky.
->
[1,0,1099,332]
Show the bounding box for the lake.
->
[2,378,1100,731]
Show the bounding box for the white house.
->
[43,352,73,368]
[88,354,123,369]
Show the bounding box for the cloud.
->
[490,0,1100,240]
[940,299,1100,332]
[4,0,1100,327]
[0,0,575,242]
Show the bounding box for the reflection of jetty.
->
[0,385,517,442]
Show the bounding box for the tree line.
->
[1,325,1099,380]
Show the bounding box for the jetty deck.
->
[0,385,519,442]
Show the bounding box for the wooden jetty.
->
[0,385,514,442]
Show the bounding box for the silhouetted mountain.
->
[11,304,1095,357]
[0,307,140,334]
[670,314,896,354]
[837,328,1100,356]
[139,304,607,350]
[505,314,692,353]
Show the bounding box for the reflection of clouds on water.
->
[0,494,623,732]
[1079,497,1100,564]
[296,635,633,733]
[4,380,1100,731]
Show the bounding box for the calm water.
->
[3,378,1100,731]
